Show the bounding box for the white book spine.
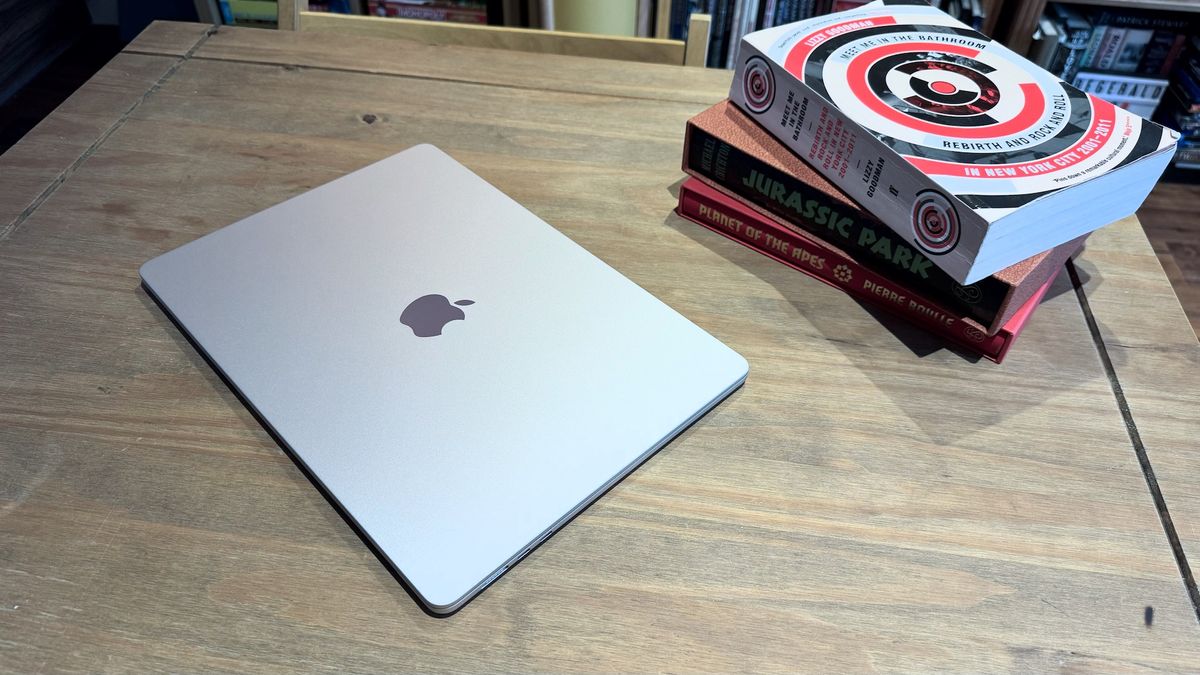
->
[731,39,986,283]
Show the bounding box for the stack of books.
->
[676,1,1177,362]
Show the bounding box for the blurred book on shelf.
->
[367,1,488,24]
[1157,36,1200,170]
[637,0,655,36]
[1074,70,1168,118]
[1045,3,1092,83]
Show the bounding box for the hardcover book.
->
[682,100,1083,335]
[728,0,1177,284]
[677,178,1057,363]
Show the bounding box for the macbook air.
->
[140,144,748,615]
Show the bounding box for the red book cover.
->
[677,177,1057,363]
[683,100,1084,336]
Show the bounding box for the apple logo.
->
[400,294,474,337]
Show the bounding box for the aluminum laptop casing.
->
[140,144,748,614]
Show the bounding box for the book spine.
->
[683,122,1008,327]
[1059,44,1083,81]
[1135,29,1174,74]
[710,0,729,67]
[670,0,687,39]
[786,0,802,23]
[1059,22,1093,82]
[392,7,489,23]
[1113,28,1153,72]
[1032,33,1060,71]
[726,0,747,68]
[1079,22,1109,71]
[1049,39,1071,78]
[761,0,776,28]
[1163,94,1200,131]
[1172,63,1200,111]
[1078,71,1167,101]
[677,181,1012,361]
[1103,11,1191,32]
[1096,27,1126,70]
[636,0,654,36]
[1158,33,1188,76]
[730,35,990,284]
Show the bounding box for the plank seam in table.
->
[0,26,218,245]
[1068,260,1200,621]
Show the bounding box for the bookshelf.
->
[1053,0,1200,13]
[279,1,711,66]
[996,0,1200,55]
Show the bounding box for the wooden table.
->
[2,21,1198,672]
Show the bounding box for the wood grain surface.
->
[297,11,691,66]
[277,0,300,32]
[193,23,733,103]
[123,18,213,57]
[1,21,1198,672]
[1141,182,1200,339]
[1072,218,1200,601]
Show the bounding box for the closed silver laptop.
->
[140,144,748,614]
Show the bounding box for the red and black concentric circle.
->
[870,55,1001,123]
[789,23,1076,157]
[911,190,960,256]
[742,56,775,114]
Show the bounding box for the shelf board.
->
[1052,0,1200,13]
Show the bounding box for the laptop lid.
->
[140,144,748,614]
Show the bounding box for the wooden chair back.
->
[276,1,711,67]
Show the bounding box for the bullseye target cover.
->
[730,0,1178,285]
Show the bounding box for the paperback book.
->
[728,0,1177,284]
